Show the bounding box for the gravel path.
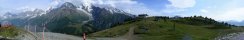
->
[14,26,137,40]
[216,32,244,40]
[92,26,136,40]
[16,32,93,40]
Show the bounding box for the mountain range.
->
[227,20,244,26]
[0,2,135,36]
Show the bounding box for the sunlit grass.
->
[0,26,19,38]
[89,17,244,40]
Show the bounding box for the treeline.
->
[123,14,236,29]
[174,16,214,25]
[150,15,236,29]
[172,16,236,27]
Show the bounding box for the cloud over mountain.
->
[49,0,156,15]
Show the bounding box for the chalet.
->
[1,21,12,27]
[172,16,182,20]
[137,14,149,20]
[138,14,148,18]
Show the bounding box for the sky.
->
[1,0,244,22]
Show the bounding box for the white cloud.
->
[4,6,37,14]
[161,0,196,14]
[17,6,36,11]
[213,8,244,22]
[167,0,196,8]
[200,9,208,13]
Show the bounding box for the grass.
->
[89,23,133,37]
[133,18,218,40]
[89,17,244,40]
[0,26,19,38]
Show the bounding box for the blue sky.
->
[1,0,244,22]
[0,0,52,14]
[0,0,51,9]
[136,0,170,11]
[136,0,244,22]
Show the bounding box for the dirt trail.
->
[93,26,137,40]
[121,26,136,40]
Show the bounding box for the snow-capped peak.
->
[48,0,94,12]
[0,8,45,20]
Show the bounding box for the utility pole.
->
[173,22,176,31]
[42,24,45,40]
[172,16,179,31]
[35,25,36,33]
[24,26,26,31]
[27,25,29,32]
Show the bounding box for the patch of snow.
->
[76,7,93,24]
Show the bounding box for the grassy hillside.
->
[0,26,19,38]
[89,17,244,40]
